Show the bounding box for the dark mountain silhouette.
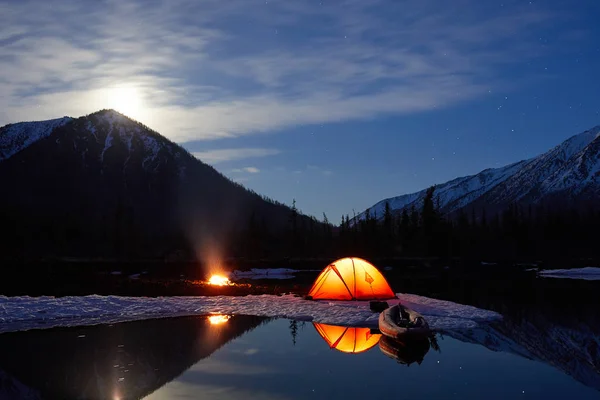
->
[0,314,270,400]
[0,110,307,261]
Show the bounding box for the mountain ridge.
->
[0,116,73,161]
[0,110,303,261]
[357,125,600,221]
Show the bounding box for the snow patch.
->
[119,126,133,153]
[538,267,600,281]
[0,293,501,334]
[99,132,113,163]
[86,120,97,142]
[178,165,186,180]
[140,135,161,169]
[0,117,72,161]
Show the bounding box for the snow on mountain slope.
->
[359,125,600,220]
[0,117,72,161]
[91,110,195,179]
[539,133,600,195]
[480,126,600,205]
[358,160,528,220]
[0,110,182,174]
[85,109,179,173]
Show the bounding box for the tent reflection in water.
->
[307,257,396,300]
[313,323,382,354]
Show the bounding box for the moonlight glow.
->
[106,85,144,120]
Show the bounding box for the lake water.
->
[0,311,598,399]
[0,270,599,399]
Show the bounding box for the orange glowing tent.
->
[307,257,395,300]
[313,323,381,354]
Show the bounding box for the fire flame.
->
[208,315,231,325]
[208,274,230,286]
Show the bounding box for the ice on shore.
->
[538,267,600,281]
[0,293,501,334]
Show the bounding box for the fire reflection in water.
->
[208,315,231,325]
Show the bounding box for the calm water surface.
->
[1,272,599,399]
[0,307,598,400]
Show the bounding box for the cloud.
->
[192,148,280,164]
[231,167,260,174]
[285,165,333,177]
[0,0,562,141]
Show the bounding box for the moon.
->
[106,85,144,120]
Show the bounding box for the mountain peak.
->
[582,125,600,134]
[90,108,125,117]
[88,109,134,124]
[0,110,302,260]
[557,125,600,159]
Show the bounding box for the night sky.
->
[1,0,599,221]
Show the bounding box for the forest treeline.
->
[3,185,598,262]
[235,187,600,261]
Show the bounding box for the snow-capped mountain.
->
[0,110,297,259]
[358,125,600,220]
[477,126,600,208]
[358,160,528,220]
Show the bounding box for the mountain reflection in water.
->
[0,302,598,399]
[446,305,600,392]
[0,315,270,400]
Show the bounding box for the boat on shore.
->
[378,304,430,339]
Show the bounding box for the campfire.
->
[208,274,230,286]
